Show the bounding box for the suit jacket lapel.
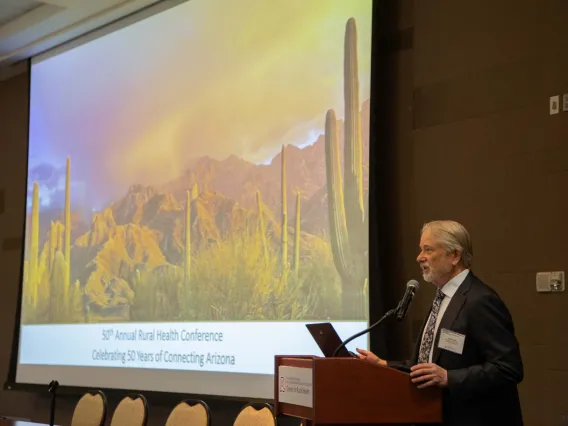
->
[432,273,474,364]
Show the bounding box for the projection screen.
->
[13,0,374,399]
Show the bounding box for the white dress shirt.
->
[420,269,470,362]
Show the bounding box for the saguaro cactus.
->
[344,18,365,232]
[294,192,301,277]
[255,191,269,264]
[64,157,71,291]
[49,251,67,322]
[134,269,141,288]
[28,181,40,307]
[191,183,199,200]
[69,279,83,322]
[281,145,288,277]
[49,220,56,272]
[57,221,63,252]
[184,190,191,286]
[323,18,367,320]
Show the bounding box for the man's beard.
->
[422,269,434,282]
[422,263,452,284]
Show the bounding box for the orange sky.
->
[117,0,373,184]
[31,0,372,205]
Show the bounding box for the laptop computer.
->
[306,322,357,358]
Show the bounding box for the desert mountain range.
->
[27,99,370,322]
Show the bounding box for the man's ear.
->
[451,249,462,266]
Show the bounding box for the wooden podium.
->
[274,355,442,425]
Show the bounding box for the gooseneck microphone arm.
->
[331,280,420,357]
[331,307,398,357]
[48,380,59,426]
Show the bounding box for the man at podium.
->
[357,220,524,426]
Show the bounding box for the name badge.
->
[438,328,465,355]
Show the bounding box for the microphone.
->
[48,380,59,426]
[48,380,59,393]
[331,279,419,357]
[395,279,420,322]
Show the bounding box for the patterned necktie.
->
[417,289,445,363]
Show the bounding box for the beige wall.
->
[382,1,568,425]
[0,72,37,419]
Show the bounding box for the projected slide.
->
[17,0,372,396]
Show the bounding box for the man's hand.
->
[355,348,386,366]
[410,363,448,389]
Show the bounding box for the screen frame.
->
[4,0,386,404]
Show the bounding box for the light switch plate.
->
[550,95,560,114]
[536,271,565,292]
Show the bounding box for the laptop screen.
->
[306,322,355,357]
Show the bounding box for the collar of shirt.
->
[440,269,470,299]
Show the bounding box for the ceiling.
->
[0,0,168,80]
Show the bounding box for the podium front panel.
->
[313,358,442,424]
[274,355,442,425]
[275,356,315,420]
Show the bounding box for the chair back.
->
[70,390,107,426]
[165,399,210,426]
[233,403,276,426]
[109,393,148,426]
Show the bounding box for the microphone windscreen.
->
[407,279,420,290]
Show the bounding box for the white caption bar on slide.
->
[18,321,368,375]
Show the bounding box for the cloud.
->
[26,162,87,212]
[28,163,65,190]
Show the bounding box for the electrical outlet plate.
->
[563,94,568,112]
[536,271,565,292]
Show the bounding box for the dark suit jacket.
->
[388,272,524,426]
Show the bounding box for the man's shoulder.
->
[465,272,510,311]
[465,273,504,301]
